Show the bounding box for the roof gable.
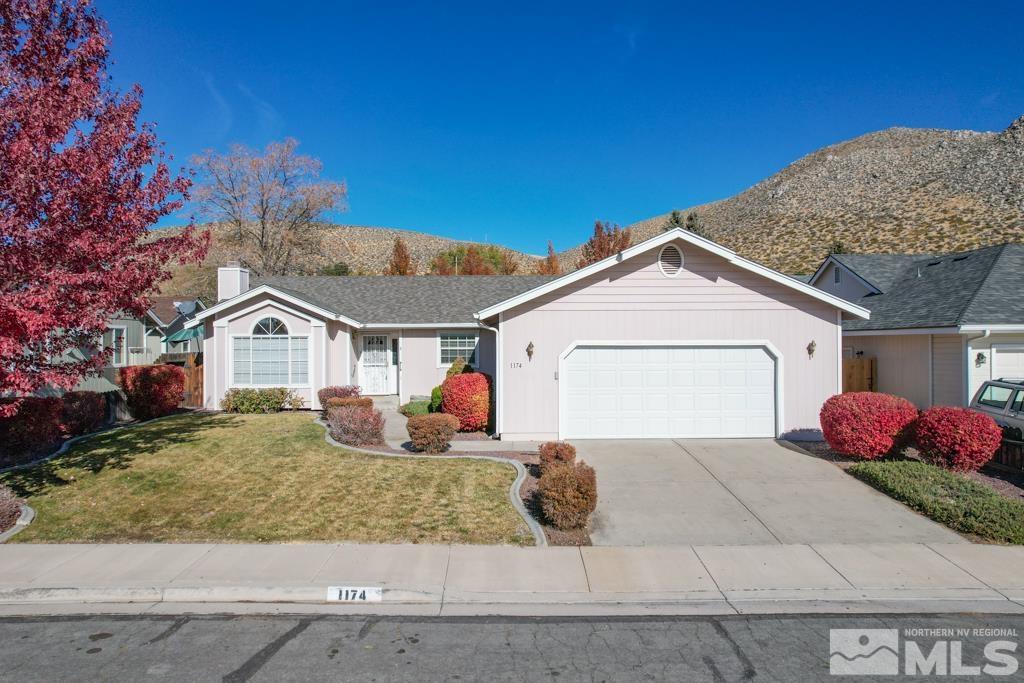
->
[476,228,870,320]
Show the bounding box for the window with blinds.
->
[439,333,478,365]
[232,317,309,386]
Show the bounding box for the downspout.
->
[477,319,500,438]
[962,328,990,405]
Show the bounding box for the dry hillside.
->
[161,114,1024,301]
[563,115,1024,274]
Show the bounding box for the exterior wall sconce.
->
[526,342,534,361]
[806,340,816,359]
[976,352,987,366]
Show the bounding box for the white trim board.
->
[555,339,785,440]
[475,228,870,320]
[186,285,361,329]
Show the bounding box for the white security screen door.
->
[361,335,389,394]
[563,345,776,439]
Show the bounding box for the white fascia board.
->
[361,322,481,329]
[959,325,1024,333]
[806,255,882,295]
[476,228,869,320]
[184,284,362,329]
[843,327,960,336]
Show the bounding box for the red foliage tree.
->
[0,0,207,415]
[429,254,455,275]
[384,237,416,275]
[536,241,561,275]
[576,221,632,268]
[460,246,495,275]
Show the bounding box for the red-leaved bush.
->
[820,392,919,459]
[441,372,490,432]
[318,386,361,405]
[61,391,106,437]
[327,405,385,447]
[539,461,598,530]
[120,365,185,421]
[0,396,63,462]
[915,406,1003,472]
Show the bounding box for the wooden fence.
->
[842,357,876,393]
[180,356,204,408]
[991,438,1024,474]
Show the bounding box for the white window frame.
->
[229,317,310,387]
[437,331,479,368]
[104,325,128,367]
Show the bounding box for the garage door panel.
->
[994,349,1024,379]
[563,345,777,439]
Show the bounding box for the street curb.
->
[0,504,35,544]
[315,417,548,547]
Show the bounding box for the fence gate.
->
[842,357,876,393]
[181,354,204,408]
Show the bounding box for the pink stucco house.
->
[186,229,868,440]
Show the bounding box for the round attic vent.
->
[658,244,683,277]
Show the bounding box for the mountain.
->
[562,115,1024,274]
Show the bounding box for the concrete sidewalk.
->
[3,542,1024,616]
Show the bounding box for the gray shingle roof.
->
[254,275,560,325]
[830,253,934,292]
[843,243,1024,331]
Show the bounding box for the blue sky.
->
[99,1,1024,254]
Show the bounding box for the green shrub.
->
[400,400,430,417]
[429,386,443,413]
[406,413,460,453]
[538,461,598,530]
[444,356,475,378]
[221,388,297,414]
[849,460,1024,544]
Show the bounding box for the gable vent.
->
[658,244,683,277]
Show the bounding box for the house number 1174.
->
[509,362,523,368]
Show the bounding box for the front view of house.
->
[186,229,868,440]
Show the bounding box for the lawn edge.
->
[314,416,547,547]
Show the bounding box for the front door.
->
[361,335,389,394]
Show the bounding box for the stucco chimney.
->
[217,262,250,301]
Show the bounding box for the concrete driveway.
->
[578,439,966,546]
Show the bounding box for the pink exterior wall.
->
[496,241,842,440]
[843,334,931,407]
[932,334,965,406]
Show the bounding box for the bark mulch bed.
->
[451,431,491,441]
[790,440,1024,502]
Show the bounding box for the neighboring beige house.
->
[187,229,867,440]
[808,244,1024,407]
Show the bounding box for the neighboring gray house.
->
[809,243,1024,407]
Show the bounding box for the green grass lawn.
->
[849,460,1024,544]
[1,412,532,545]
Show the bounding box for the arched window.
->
[232,315,308,387]
[253,317,288,336]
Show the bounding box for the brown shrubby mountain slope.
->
[161,115,1024,301]
[563,115,1024,274]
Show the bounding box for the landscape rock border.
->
[315,417,547,547]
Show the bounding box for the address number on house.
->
[327,586,383,602]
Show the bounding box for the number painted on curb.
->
[327,586,383,602]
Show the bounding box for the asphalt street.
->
[2,612,1023,681]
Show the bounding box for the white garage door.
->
[994,347,1024,381]
[562,345,777,439]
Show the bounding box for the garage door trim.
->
[557,339,784,439]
